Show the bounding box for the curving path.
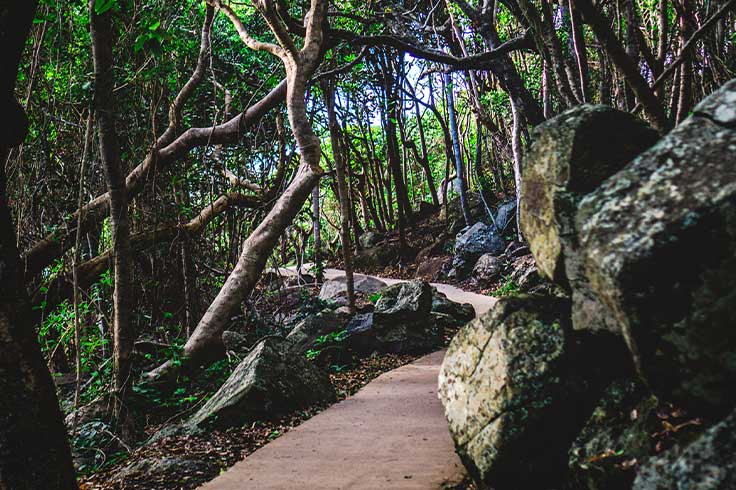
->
[198,270,496,490]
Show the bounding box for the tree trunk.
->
[0,2,78,488]
[445,72,472,227]
[323,78,355,312]
[89,0,135,418]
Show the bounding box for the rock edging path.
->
[197,270,496,490]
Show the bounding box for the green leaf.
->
[94,0,118,15]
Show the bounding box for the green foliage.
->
[306,328,349,360]
[490,275,520,298]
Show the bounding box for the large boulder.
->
[184,338,335,431]
[439,295,628,489]
[285,308,349,354]
[576,80,736,413]
[520,104,659,285]
[371,281,440,353]
[568,379,660,490]
[633,408,736,490]
[431,289,475,324]
[352,241,402,269]
[520,105,659,335]
[318,274,387,305]
[452,222,506,277]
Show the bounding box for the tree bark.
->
[0,1,78,488]
[89,0,134,417]
[146,0,329,379]
[323,78,355,312]
[445,72,472,227]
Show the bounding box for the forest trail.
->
[290,266,498,316]
[197,271,495,489]
[198,350,465,490]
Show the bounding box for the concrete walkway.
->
[199,350,466,490]
[198,269,496,490]
[287,266,498,316]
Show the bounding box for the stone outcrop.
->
[285,308,348,354]
[439,295,624,489]
[520,104,659,335]
[451,222,506,277]
[185,338,335,431]
[371,281,440,353]
[577,81,736,412]
[520,104,659,285]
[494,200,517,232]
[633,408,736,490]
[568,379,660,490]
[318,274,387,305]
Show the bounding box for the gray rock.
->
[577,80,736,412]
[521,105,658,337]
[345,312,377,355]
[438,295,628,489]
[451,222,506,278]
[472,253,503,284]
[359,231,384,249]
[520,104,659,286]
[222,330,249,353]
[495,200,517,232]
[569,379,660,490]
[455,222,506,261]
[372,281,440,353]
[439,296,577,488]
[285,308,348,354]
[633,408,736,490]
[431,289,475,324]
[115,456,209,483]
[318,275,387,305]
[185,337,335,430]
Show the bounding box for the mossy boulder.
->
[568,379,660,490]
[576,79,736,414]
[438,295,628,489]
[185,338,335,431]
[520,104,659,286]
[372,280,440,353]
[285,308,349,354]
[521,105,659,335]
[633,408,736,490]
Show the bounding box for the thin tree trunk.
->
[323,78,355,312]
[89,0,134,419]
[445,72,472,227]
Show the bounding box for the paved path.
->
[199,270,496,490]
[288,266,498,316]
[199,351,466,490]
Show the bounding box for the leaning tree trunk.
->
[89,0,135,419]
[146,0,329,379]
[0,2,78,488]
